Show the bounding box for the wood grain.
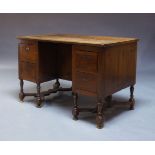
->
[17,34,138,47]
[18,34,138,128]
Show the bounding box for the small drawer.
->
[19,43,37,63]
[75,72,97,93]
[74,50,98,73]
[19,61,36,82]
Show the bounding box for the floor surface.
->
[0,67,155,140]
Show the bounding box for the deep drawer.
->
[74,72,97,93]
[18,43,37,63]
[19,61,36,82]
[74,50,98,73]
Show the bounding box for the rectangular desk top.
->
[17,34,138,47]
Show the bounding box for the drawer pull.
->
[25,47,30,51]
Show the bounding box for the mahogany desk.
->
[17,34,138,129]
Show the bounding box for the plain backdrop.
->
[0,13,155,71]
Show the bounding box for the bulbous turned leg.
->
[72,93,79,120]
[105,95,112,108]
[96,98,104,129]
[36,83,42,108]
[19,79,25,102]
[129,85,135,110]
[53,78,60,89]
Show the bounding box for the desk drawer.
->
[75,72,97,93]
[74,50,98,73]
[19,42,38,63]
[19,61,36,82]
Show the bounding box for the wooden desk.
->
[17,34,138,128]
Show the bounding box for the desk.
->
[17,34,138,128]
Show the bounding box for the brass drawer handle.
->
[25,47,30,51]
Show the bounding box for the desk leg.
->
[96,98,105,129]
[129,85,135,110]
[19,79,25,102]
[36,83,43,108]
[72,93,79,120]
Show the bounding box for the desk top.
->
[17,34,138,47]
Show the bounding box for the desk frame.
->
[17,35,138,129]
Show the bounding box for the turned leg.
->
[105,95,112,108]
[36,83,42,108]
[96,98,105,129]
[72,93,79,120]
[129,85,135,110]
[19,79,25,101]
[53,78,60,89]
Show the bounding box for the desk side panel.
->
[101,42,137,97]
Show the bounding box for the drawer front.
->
[19,43,37,63]
[19,61,36,82]
[74,50,98,73]
[75,72,97,93]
